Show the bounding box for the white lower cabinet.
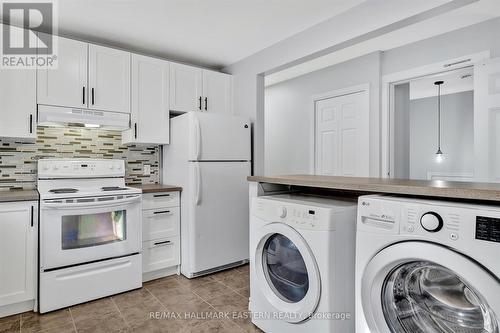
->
[0,201,38,317]
[142,191,180,281]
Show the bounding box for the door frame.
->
[381,51,490,179]
[310,83,370,174]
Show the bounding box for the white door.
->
[123,54,170,145]
[202,70,232,114]
[0,25,36,139]
[188,161,250,273]
[474,57,500,182]
[169,63,203,112]
[361,242,500,333]
[315,90,369,176]
[188,112,251,161]
[0,202,37,308]
[37,35,88,108]
[88,44,130,113]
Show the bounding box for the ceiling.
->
[265,0,500,86]
[1,0,365,68]
[409,67,474,100]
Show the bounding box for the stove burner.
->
[101,186,128,191]
[49,188,79,194]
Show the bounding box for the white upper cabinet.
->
[0,25,36,139]
[123,54,170,145]
[202,70,233,114]
[37,35,88,109]
[0,201,37,312]
[88,44,131,113]
[0,68,36,139]
[169,63,203,113]
[169,64,233,114]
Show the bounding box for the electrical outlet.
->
[143,164,151,176]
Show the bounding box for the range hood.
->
[37,105,130,131]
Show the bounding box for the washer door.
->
[255,222,320,323]
[361,242,500,333]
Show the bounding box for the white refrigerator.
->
[163,112,251,278]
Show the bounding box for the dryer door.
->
[254,222,321,323]
[361,241,500,333]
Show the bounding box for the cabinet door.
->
[88,44,130,113]
[202,70,233,114]
[169,63,202,112]
[123,55,169,144]
[0,202,37,307]
[0,25,36,139]
[37,35,88,108]
[0,68,36,139]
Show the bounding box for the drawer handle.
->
[153,210,171,215]
[154,240,171,246]
[153,194,171,198]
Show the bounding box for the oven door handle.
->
[42,195,141,209]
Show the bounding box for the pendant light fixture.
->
[434,80,444,163]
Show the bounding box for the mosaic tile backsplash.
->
[0,126,160,190]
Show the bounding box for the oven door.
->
[40,194,142,270]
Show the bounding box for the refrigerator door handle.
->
[194,163,201,205]
[194,116,201,160]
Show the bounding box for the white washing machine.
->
[356,195,500,333]
[250,194,357,333]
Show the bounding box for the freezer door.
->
[187,161,250,273]
[188,113,251,161]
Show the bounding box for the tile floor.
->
[0,264,263,333]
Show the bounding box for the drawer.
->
[142,207,180,241]
[142,237,179,273]
[142,192,179,210]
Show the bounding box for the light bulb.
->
[435,149,444,163]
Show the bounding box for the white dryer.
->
[250,194,357,333]
[356,195,500,333]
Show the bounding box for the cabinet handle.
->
[153,194,171,198]
[153,240,171,246]
[30,206,34,227]
[29,114,33,134]
[134,123,137,139]
[198,96,202,110]
[91,88,95,105]
[82,86,86,105]
[204,97,208,111]
[153,210,171,215]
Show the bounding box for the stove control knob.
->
[420,212,443,232]
[278,207,287,219]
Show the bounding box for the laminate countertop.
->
[0,190,39,203]
[131,184,182,194]
[248,175,500,202]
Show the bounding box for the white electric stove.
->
[38,159,142,313]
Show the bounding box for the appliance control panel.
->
[359,195,500,247]
[253,196,355,231]
[38,159,125,179]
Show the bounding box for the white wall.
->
[409,91,474,180]
[382,18,500,75]
[264,52,381,176]
[226,13,500,176]
[224,0,458,176]
[393,83,410,179]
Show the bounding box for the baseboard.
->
[0,300,35,318]
[142,266,180,282]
